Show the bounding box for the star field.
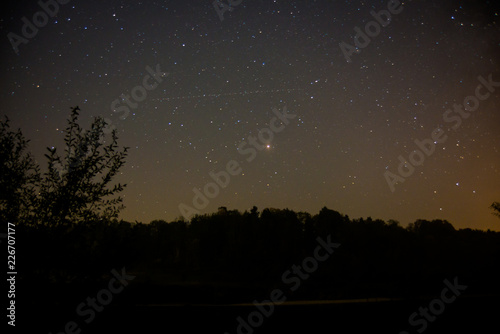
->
[1,0,499,229]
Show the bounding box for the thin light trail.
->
[155,88,304,102]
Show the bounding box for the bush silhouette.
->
[1,107,129,226]
[0,116,40,224]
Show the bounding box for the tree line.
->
[2,108,500,304]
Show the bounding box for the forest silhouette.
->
[1,109,500,332]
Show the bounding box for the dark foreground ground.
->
[22,294,499,333]
[13,215,500,333]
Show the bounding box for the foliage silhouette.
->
[37,107,129,226]
[2,107,129,283]
[0,116,40,224]
[491,202,500,219]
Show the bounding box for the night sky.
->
[1,0,499,230]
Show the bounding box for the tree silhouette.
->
[0,116,40,224]
[407,219,455,237]
[36,107,129,225]
[491,202,500,219]
[1,107,129,226]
